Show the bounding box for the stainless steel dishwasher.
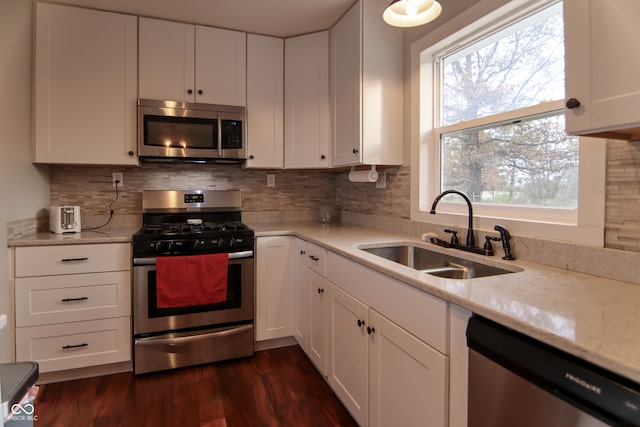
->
[467,316,640,427]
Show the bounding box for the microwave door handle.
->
[217,113,223,157]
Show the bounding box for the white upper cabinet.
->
[564,0,640,140]
[34,3,138,165]
[139,18,246,106]
[138,18,195,103]
[330,0,403,167]
[246,34,284,168]
[284,31,330,169]
[196,26,246,106]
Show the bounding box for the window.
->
[411,0,605,245]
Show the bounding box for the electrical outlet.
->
[376,172,387,189]
[112,172,123,188]
[267,174,276,188]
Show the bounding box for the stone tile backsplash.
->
[605,140,640,251]
[50,164,336,227]
[44,138,640,284]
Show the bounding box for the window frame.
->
[410,0,606,246]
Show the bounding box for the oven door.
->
[132,251,254,336]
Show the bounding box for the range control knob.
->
[156,241,173,253]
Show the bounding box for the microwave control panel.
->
[221,120,243,149]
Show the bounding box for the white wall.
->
[0,0,50,363]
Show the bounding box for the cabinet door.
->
[196,26,246,106]
[246,34,284,168]
[255,237,293,341]
[285,31,330,169]
[34,3,138,165]
[449,305,472,427]
[361,0,403,165]
[330,285,369,426]
[308,269,329,376]
[139,18,195,102]
[293,239,309,350]
[564,0,640,139]
[369,310,448,427]
[330,1,362,167]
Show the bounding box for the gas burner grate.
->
[138,221,249,237]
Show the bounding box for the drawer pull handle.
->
[61,257,89,263]
[62,343,88,350]
[308,255,319,261]
[61,297,89,302]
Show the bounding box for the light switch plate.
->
[376,172,387,189]
[267,174,276,188]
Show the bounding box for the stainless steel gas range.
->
[131,190,254,374]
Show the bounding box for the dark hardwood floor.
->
[34,345,358,427]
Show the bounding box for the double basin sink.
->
[358,243,521,280]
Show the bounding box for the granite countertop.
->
[250,222,640,386]
[8,221,640,385]
[7,227,139,247]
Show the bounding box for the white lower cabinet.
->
[331,285,370,424]
[13,243,131,374]
[308,269,330,376]
[449,304,472,427]
[255,236,294,341]
[331,285,448,427]
[369,310,447,427]
[263,239,458,427]
[327,251,449,427]
[293,238,309,348]
[291,238,330,376]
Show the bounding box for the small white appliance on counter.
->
[49,206,81,234]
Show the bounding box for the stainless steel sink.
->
[360,244,518,279]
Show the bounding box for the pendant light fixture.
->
[383,0,442,28]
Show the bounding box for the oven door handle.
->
[135,324,253,346]
[133,250,253,266]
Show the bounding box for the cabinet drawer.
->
[306,243,327,277]
[15,243,130,277]
[15,271,131,327]
[15,317,131,373]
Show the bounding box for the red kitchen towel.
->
[156,254,228,308]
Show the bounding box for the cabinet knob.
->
[308,255,319,261]
[352,148,359,154]
[300,250,306,255]
[317,288,324,294]
[187,89,193,95]
[357,319,365,327]
[249,155,255,160]
[198,89,204,95]
[367,326,375,335]
[565,98,581,109]
[321,154,326,160]
[128,150,134,156]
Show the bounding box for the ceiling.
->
[52,0,360,38]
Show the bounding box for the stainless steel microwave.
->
[137,99,246,163]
